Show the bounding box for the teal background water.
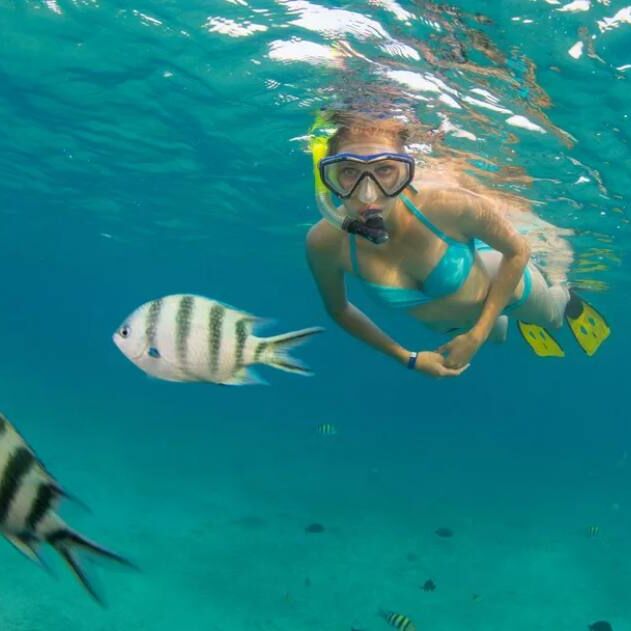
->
[0,1,629,629]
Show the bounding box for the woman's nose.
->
[356,176,378,203]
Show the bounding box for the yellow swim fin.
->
[565,291,610,356]
[517,321,565,358]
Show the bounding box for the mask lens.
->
[371,160,410,195]
[322,160,362,197]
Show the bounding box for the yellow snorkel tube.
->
[308,111,389,244]
[308,113,349,233]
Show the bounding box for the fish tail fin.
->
[48,528,136,605]
[258,327,324,376]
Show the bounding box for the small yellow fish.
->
[379,610,416,631]
[317,423,337,436]
[586,525,600,537]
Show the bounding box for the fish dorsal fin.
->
[207,298,268,327]
[51,484,91,513]
[184,309,263,339]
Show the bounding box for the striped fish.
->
[586,525,600,537]
[379,610,416,631]
[0,412,133,603]
[317,423,337,436]
[113,294,324,385]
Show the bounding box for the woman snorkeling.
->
[305,110,609,378]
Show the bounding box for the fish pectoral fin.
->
[221,367,268,386]
[6,533,43,565]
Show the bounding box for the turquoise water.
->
[0,0,629,629]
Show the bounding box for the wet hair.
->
[324,111,411,155]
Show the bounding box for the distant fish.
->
[113,294,324,385]
[586,525,600,537]
[422,578,436,592]
[435,527,454,538]
[0,412,134,603]
[379,610,416,631]
[589,622,613,631]
[317,423,337,436]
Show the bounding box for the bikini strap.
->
[400,193,458,244]
[348,233,362,278]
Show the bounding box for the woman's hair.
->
[324,111,411,155]
[319,108,535,214]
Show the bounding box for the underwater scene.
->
[0,0,629,629]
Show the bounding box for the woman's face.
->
[334,136,405,219]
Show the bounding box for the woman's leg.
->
[509,265,569,328]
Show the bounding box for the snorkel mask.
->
[319,152,415,199]
[308,112,415,245]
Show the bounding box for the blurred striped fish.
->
[317,423,337,435]
[586,525,600,537]
[379,610,416,631]
[0,412,133,603]
[113,294,324,385]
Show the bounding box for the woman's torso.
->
[331,188,519,330]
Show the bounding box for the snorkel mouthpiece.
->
[342,211,389,245]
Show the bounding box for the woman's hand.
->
[414,351,470,378]
[436,332,484,370]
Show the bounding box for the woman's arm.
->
[306,225,408,363]
[438,191,530,368]
[461,193,530,340]
[306,224,467,378]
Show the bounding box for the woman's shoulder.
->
[406,185,494,239]
[306,219,344,255]
[409,186,477,220]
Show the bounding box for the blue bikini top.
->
[349,193,476,309]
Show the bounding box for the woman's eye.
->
[376,165,395,177]
[340,167,359,178]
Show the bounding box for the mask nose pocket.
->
[357,176,378,203]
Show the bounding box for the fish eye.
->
[119,325,131,339]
